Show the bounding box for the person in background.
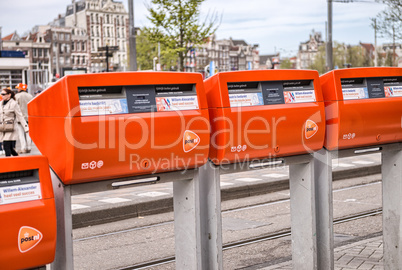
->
[15,83,33,153]
[0,88,29,156]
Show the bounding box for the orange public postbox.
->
[320,67,402,150]
[204,70,325,164]
[28,72,210,185]
[0,156,57,269]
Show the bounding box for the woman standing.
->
[0,88,29,156]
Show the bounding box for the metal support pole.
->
[173,173,203,269]
[106,45,109,72]
[200,161,223,270]
[50,171,74,270]
[128,0,137,71]
[289,158,317,269]
[382,147,402,269]
[326,0,333,71]
[314,148,334,270]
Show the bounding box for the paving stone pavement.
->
[263,236,384,270]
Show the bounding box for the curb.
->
[72,164,381,229]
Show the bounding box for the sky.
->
[0,0,389,57]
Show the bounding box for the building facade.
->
[1,31,53,90]
[296,30,324,70]
[378,43,402,67]
[65,0,129,72]
[185,35,259,73]
[71,27,90,71]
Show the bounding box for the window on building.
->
[77,56,80,65]
[59,56,64,65]
[96,26,99,37]
[59,44,63,53]
[38,48,43,57]
[66,57,70,65]
[82,56,86,64]
[53,57,56,65]
[65,34,70,40]
[72,42,75,51]
[91,39,95,50]
[96,14,99,23]
[72,56,75,65]
[59,33,64,40]
[53,33,57,40]
[66,45,70,53]
[82,42,85,51]
[91,14,94,23]
[91,26,94,36]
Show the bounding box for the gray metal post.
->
[314,148,334,270]
[50,171,74,270]
[128,0,137,71]
[382,147,402,269]
[173,173,203,269]
[289,158,317,269]
[200,161,223,270]
[326,0,333,70]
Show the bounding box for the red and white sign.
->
[284,90,316,104]
[156,96,199,111]
[385,86,402,97]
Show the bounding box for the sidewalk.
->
[265,236,384,269]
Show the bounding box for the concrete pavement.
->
[265,236,384,269]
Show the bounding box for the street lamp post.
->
[327,0,333,71]
[128,0,137,71]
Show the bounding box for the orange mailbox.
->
[204,70,325,164]
[0,156,57,269]
[28,72,210,185]
[320,67,402,150]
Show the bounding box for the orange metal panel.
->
[320,67,402,150]
[28,72,210,185]
[0,156,57,269]
[204,70,325,164]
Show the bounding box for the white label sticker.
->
[0,183,42,205]
[229,93,264,107]
[156,96,199,111]
[342,87,369,100]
